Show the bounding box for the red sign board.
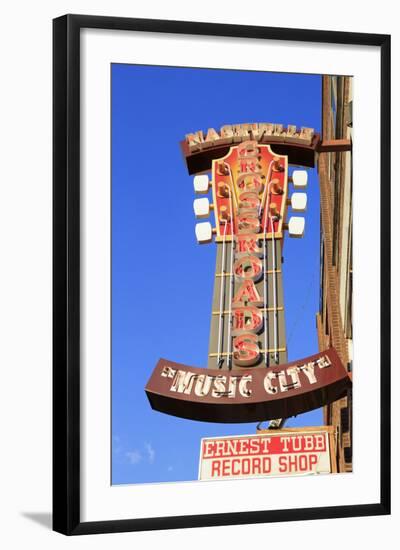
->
[211,141,288,241]
[199,428,335,480]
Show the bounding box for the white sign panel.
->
[199,429,333,481]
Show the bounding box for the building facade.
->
[317,75,353,472]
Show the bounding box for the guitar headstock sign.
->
[145,123,351,423]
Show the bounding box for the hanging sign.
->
[145,348,351,423]
[145,132,352,425]
[198,427,335,480]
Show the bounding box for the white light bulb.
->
[292,170,308,189]
[193,175,210,194]
[291,193,307,212]
[193,197,210,218]
[195,222,213,244]
[288,217,305,238]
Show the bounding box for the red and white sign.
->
[198,429,333,481]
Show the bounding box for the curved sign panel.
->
[145,348,352,423]
[181,123,320,173]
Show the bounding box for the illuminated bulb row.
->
[193,175,213,243]
[192,170,309,243]
[287,170,308,238]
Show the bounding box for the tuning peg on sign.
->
[288,217,305,238]
[272,157,284,172]
[193,175,210,194]
[291,170,308,189]
[271,179,283,195]
[291,193,307,212]
[193,197,210,218]
[269,203,279,218]
[219,205,231,222]
[217,181,231,198]
[217,161,230,176]
[195,222,213,244]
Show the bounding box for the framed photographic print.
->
[53,14,391,535]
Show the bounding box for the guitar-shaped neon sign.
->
[193,140,307,373]
[145,134,351,424]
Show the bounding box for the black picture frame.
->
[53,14,391,535]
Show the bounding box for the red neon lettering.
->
[240,160,259,173]
[233,280,262,306]
[238,191,260,210]
[237,140,259,157]
[237,174,263,192]
[233,255,262,281]
[237,214,260,234]
[236,235,262,255]
[233,307,263,334]
[233,333,260,366]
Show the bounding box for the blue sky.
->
[111,64,322,485]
